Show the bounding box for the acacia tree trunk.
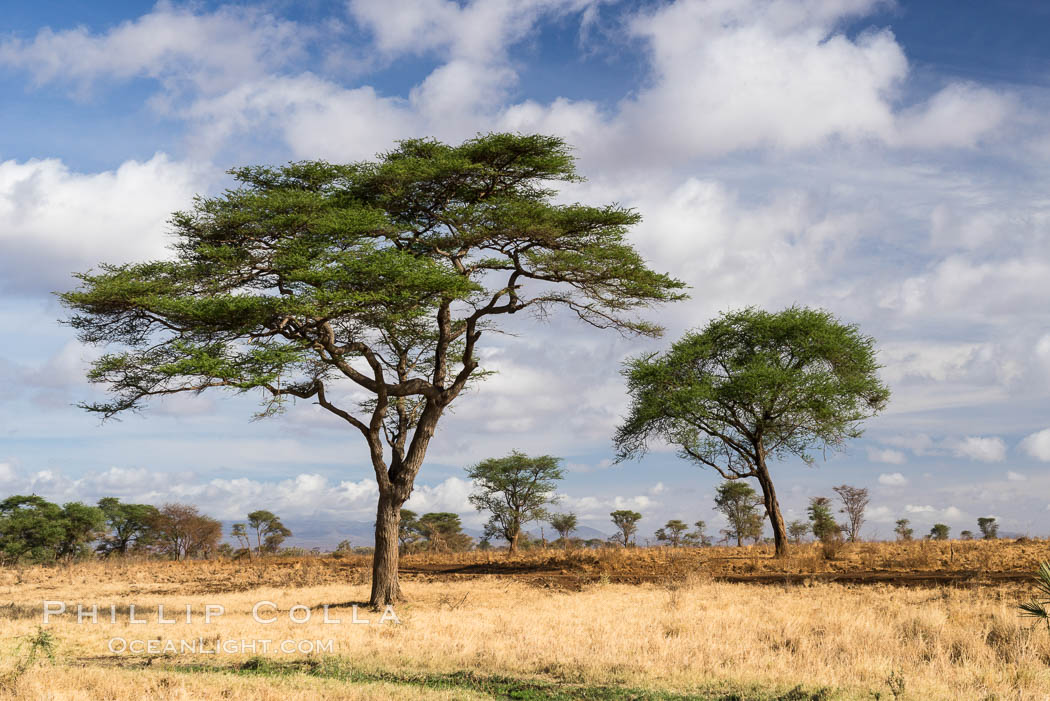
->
[508,529,519,554]
[370,490,405,607]
[755,460,787,556]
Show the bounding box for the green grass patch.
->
[170,657,837,700]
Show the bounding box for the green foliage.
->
[894,518,913,541]
[609,510,642,547]
[183,657,837,700]
[616,306,889,470]
[714,481,764,546]
[399,509,422,549]
[9,626,58,682]
[0,496,69,564]
[60,133,684,434]
[806,497,840,543]
[977,516,998,540]
[787,520,810,544]
[548,513,578,542]
[655,519,689,547]
[615,306,889,554]
[467,452,564,551]
[1019,561,1050,632]
[97,498,158,555]
[414,512,473,552]
[682,520,711,547]
[56,502,107,559]
[247,510,292,553]
[929,523,950,541]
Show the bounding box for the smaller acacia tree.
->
[655,519,689,547]
[57,503,107,561]
[714,481,764,546]
[398,509,423,550]
[895,518,914,541]
[615,307,889,556]
[683,520,710,547]
[610,510,642,547]
[467,452,563,554]
[231,523,253,560]
[807,497,840,542]
[416,512,472,552]
[97,498,158,556]
[832,485,869,542]
[548,513,578,545]
[246,510,291,555]
[149,504,222,560]
[929,523,950,541]
[788,519,810,544]
[977,517,999,540]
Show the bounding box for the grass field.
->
[2,540,1050,700]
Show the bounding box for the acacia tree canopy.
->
[614,306,889,556]
[467,451,564,554]
[60,133,686,606]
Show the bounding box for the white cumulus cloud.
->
[1021,428,1050,462]
[951,436,1007,463]
[878,472,908,486]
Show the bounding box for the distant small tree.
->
[548,513,578,545]
[714,481,764,547]
[807,497,841,543]
[788,520,810,544]
[97,498,158,555]
[655,519,689,547]
[832,485,869,543]
[960,530,974,540]
[610,510,642,547]
[333,539,353,555]
[399,509,422,550]
[467,452,564,554]
[894,518,913,541]
[929,523,950,541]
[977,517,999,540]
[149,504,222,560]
[417,512,472,552]
[246,510,291,555]
[231,523,253,560]
[683,520,710,547]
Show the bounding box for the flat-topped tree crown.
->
[60,132,687,605]
[614,306,888,556]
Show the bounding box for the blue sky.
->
[2,0,1050,544]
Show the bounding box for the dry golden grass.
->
[2,542,1050,700]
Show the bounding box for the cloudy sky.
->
[2,0,1049,544]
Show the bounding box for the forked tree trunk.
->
[755,461,787,556]
[369,491,405,607]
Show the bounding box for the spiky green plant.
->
[1018,560,1050,631]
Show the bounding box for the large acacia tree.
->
[614,306,889,556]
[61,133,685,605]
